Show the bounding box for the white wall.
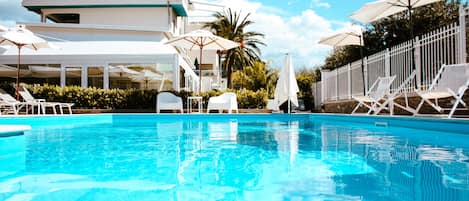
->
[42,7,177,31]
[27,24,166,42]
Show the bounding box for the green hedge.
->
[21,84,268,109]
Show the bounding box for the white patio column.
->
[81,66,88,88]
[103,64,110,89]
[60,64,66,88]
[184,72,189,91]
[173,55,180,91]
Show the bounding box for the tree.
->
[296,67,321,110]
[231,61,278,95]
[204,9,266,88]
[322,0,463,70]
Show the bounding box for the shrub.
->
[23,84,268,110]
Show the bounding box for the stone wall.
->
[321,92,469,116]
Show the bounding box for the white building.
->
[0,0,223,92]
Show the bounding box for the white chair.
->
[156,92,183,113]
[19,87,74,115]
[207,92,238,114]
[415,64,469,118]
[375,71,417,115]
[352,75,396,114]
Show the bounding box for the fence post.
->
[321,69,330,103]
[364,57,368,94]
[385,48,391,77]
[348,63,352,99]
[459,5,467,63]
[335,69,339,101]
[321,70,326,103]
[414,36,422,89]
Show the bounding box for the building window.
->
[47,13,80,24]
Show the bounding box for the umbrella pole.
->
[287,54,291,114]
[16,45,22,101]
[360,36,365,95]
[199,46,203,95]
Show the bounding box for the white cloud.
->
[210,0,352,69]
[311,0,331,9]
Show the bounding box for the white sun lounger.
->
[19,87,74,115]
[207,92,238,114]
[156,92,183,113]
[351,75,396,114]
[415,64,469,118]
[374,71,417,115]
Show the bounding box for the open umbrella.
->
[350,0,443,71]
[319,31,366,94]
[0,24,55,100]
[350,0,442,24]
[130,70,165,90]
[109,65,139,78]
[164,29,239,94]
[274,54,299,114]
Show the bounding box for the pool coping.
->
[310,113,469,134]
[0,113,467,134]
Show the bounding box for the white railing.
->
[319,18,465,102]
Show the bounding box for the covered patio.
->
[0,41,199,91]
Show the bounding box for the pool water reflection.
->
[0,116,468,201]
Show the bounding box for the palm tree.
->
[204,8,265,88]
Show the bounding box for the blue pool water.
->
[0,114,468,201]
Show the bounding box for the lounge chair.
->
[374,71,417,115]
[0,92,29,115]
[415,64,469,118]
[351,75,396,114]
[19,87,74,115]
[156,92,183,113]
[207,92,238,114]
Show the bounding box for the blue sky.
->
[0,0,389,69]
[257,0,371,23]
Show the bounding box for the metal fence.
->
[318,6,467,103]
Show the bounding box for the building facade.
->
[0,0,222,92]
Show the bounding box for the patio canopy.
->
[0,41,199,81]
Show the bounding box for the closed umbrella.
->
[165,29,239,94]
[350,0,443,72]
[0,24,55,100]
[274,54,299,114]
[319,31,366,94]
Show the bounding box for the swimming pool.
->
[0,114,468,201]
